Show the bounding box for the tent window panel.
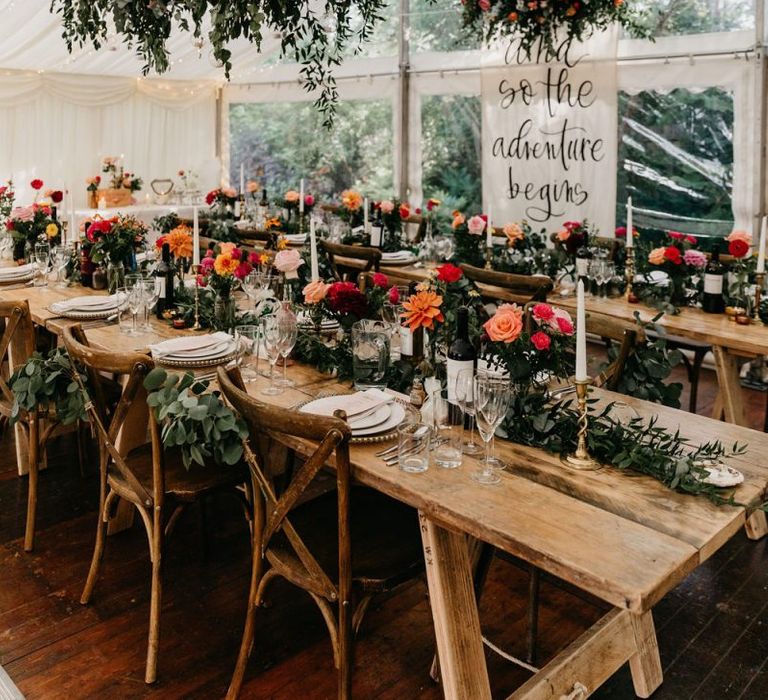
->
[229,100,394,200]
[635,0,754,37]
[421,94,482,220]
[408,0,480,53]
[617,87,734,236]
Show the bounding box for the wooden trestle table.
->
[3,284,768,699]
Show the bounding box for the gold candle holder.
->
[484,245,493,270]
[754,271,765,324]
[561,378,600,471]
[191,263,202,331]
[625,248,635,301]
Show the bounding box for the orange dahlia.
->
[214,253,239,276]
[165,225,193,258]
[401,290,444,331]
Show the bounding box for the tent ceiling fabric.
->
[0,0,280,82]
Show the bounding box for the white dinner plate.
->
[349,403,392,430]
[352,402,405,436]
[157,341,235,360]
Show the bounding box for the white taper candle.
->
[758,215,766,274]
[364,197,369,231]
[626,196,633,249]
[192,207,200,266]
[310,218,319,281]
[299,178,305,214]
[239,163,245,194]
[486,205,493,248]
[575,280,588,382]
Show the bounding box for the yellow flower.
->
[45,223,58,238]
[277,237,288,250]
[213,253,239,276]
[341,189,363,211]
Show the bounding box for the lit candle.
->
[486,205,493,248]
[310,218,319,281]
[364,197,369,232]
[626,196,633,249]
[757,215,766,274]
[239,163,245,194]
[575,280,588,382]
[299,178,305,215]
[192,207,200,266]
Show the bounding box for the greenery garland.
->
[51,0,388,126]
[499,389,754,509]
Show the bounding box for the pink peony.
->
[467,215,486,236]
[274,249,305,279]
[379,200,395,214]
[10,205,34,222]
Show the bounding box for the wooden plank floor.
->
[0,360,766,699]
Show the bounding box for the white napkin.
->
[381,251,413,260]
[149,331,233,358]
[304,388,393,419]
[0,262,36,277]
[285,234,306,243]
[55,294,123,311]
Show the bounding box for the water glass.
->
[351,320,390,390]
[235,325,260,382]
[141,278,160,330]
[260,315,284,396]
[398,421,431,474]
[455,368,483,455]
[116,287,134,335]
[431,391,463,469]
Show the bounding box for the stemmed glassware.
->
[276,315,298,387]
[260,315,284,396]
[34,242,50,287]
[235,324,261,382]
[471,376,513,485]
[140,277,160,330]
[455,368,483,455]
[51,246,70,287]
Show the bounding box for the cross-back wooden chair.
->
[460,264,553,305]
[319,240,382,282]
[550,233,623,261]
[585,312,645,391]
[61,325,249,684]
[0,299,82,552]
[217,366,424,700]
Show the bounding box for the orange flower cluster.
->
[341,189,363,211]
[165,224,193,258]
[401,290,444,331]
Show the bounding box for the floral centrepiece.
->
[84,214,147,268]
[156,224,193,259]
[6,180,61,259]
[639,230,700,310]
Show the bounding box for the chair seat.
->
[268,487,424,594]
[110,443,248,502]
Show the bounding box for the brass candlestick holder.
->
[625,248,635,301]
[484,245,493,270]
[754,272,765,323]
[561,378,600,471]
[191,263,202,330]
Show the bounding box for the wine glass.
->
[455,368,483,455]
[471,376,512,486]
[276,314,298,387]
[127,285,144,335]
[34,242,50,288]
[235,325,260,382]
[260,315,283,396]
[52,246,70,287]
[140,278,161,330]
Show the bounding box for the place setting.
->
[0,262,37,286]
[380,250,417,265]
[147,331,238,369]
[48,291,127,320]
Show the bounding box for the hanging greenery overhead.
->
[49,0,388,126]
[461,0,649,53]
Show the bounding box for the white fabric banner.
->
[482,30,618,236]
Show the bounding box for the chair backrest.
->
[0,300,35,418]
[217,365,353,603]
[460,264,553,304]
[550,234,623,262]
[61,325,159,507]
[319,240,381,282]
[585,313,645,390]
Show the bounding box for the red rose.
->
[480,214,488,223]
[30,179,43,190]
[728,239,750,258]
[664,246,682,264]
[248,251,262,266]
[0,186,6,196]
[95,176,101,184]
[436,263,463,283]
[668,231,685,241]
[388,286,400,304]
[205,189,218,206]
[372,272,389,288]
[304,194,314,207]
[415,207,422,215]
[563,221,581,231]
[686,235,697,245]
[50,190,63,204]
[327,281,367,317]
[531,331,551,351]
[155,235,166,249]
[399,204,410,219]
[532,303,554,322]
[615,226,627,237]
[234,262,252,280]
[6,221,14,231]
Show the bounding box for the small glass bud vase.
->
[214,289,237,332]
[106,260,125,294]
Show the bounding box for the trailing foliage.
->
[601,311,683,408]
[143,368,247,470]
[10,348,89,426]
[51,0,388,126]
[293,330,354,381]
[500,389,753,509]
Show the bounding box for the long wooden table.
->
[5,283,768,698]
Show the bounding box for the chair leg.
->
[337,597,353,700]
[145,545,163,683]
[23,420,39,553]
[688,348,707,414]
[526,566,540,666]
[226,551,265,700]
[81,489,115,605]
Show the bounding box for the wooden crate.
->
[97,188,133,208]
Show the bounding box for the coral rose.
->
[483,304,523,343]
[503,222,524,245]
[303,279,330,304]
[246,180,259,193]
[284,190,300,203]
[401,290,444,331]
[557,228,571,242]
[531,331,551,351]
[467,215,486,236]
[436,263,463,283]
[648,247,666,265]
[341,189,363,211]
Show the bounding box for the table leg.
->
[711,346,747,426]
[745,509,768,540]
[629,610,663,698]
[418,511,491,700]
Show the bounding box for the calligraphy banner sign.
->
[482,30,618,236]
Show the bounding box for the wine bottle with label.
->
[702,247,725,313]
[446,307,476,404]
[155,243,174,319]
[370,208,384,248]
